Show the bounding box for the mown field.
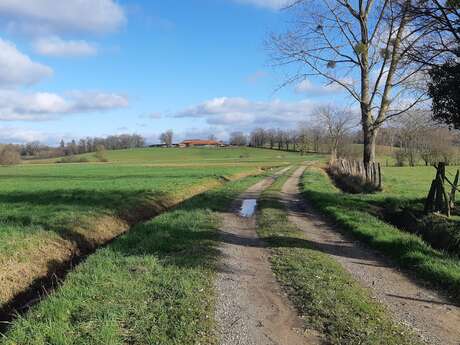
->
[1,147,316,314]
[301,164,460,301]
[25,147,315,167]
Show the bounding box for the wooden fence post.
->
[450,169,459,208]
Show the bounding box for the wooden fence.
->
[329,158,382,190]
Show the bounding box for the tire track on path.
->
[281,166,460,345]
[215,167,320,345]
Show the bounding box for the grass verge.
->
[256,168,420,345]
[0,173,267,345]
[301,167,460,301]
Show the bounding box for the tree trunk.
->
[330,148,338,162]
[363,125,377,166]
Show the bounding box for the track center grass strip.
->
[256,168,420,345]
[0,174,267,345]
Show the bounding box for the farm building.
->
[180,139,224,147]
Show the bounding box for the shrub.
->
[0,146,21,165]
[57,156,89,164]
[393,150,408,167]
[94,145,109,162]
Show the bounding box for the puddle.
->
[239,199,257,218]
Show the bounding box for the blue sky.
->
[0,0,345,145]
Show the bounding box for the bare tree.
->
[229,131,248,146]
[317,105,356,160]
[392,110,433,166]
[159,130,174,147]
[298,122,311,155]
[250,128,267,147]
[408,0,459,64]
[307,125,324,153]
[266,129,277,149]
[270,0,434,165]
[276,129,284,150]
[0,145,21,165]
[290,129,299,151]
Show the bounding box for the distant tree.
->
[208,134,217,141]
[68,140,78,155]
[308,126,324,153]
[159,130,173,147]
[0,145,21,165]
[393,110,432,166]
[229,132,248,146]
[289,130,298,152]
[94,145,109,162]
[266,129,276,149]
[297,123,310,155]
[250,128,266,147]
[276,129,284,150]
[282,130,291,151]
[392,110,457,166]
[428,60,460,129]
[317,105,356,161]
[78,139,87,154]
[23,141,42,156]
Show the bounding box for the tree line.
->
[20,134,145,159]
[237,106,460,167]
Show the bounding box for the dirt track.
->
[281,166,460,345]
[214,169,321,345]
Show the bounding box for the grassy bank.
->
[1,173,267,344]
[256,170,419,345]
[301,167,460,300]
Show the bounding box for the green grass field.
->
[0,163,260,308]
[0,147,321,311]
[0,146,323,343]
[26,147,318,167]
[0,173,267,345]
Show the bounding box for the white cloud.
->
[0,127,49,143]
[65,91,129,112]
[0,38,52,86]
[0,90,129,121]
[33,36,97,57]
[232,0,291,10]
[295,78,347,95]
[174,97,315,128]
[0,0,126,35]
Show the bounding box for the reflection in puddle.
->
[239,199,257,218]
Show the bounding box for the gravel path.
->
[281,166,460,345]
[214,168,320,345]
